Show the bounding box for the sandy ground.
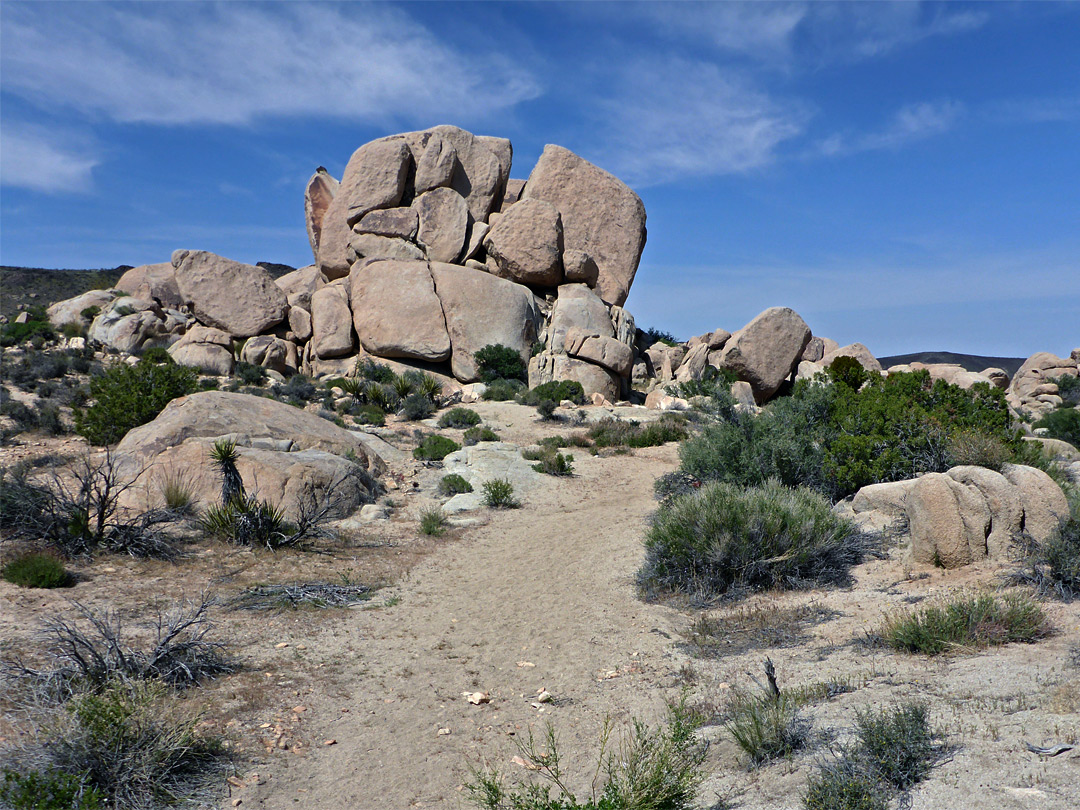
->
[2,408,1079,810]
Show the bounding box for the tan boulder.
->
[172,249,287,338]
[310,281,355,359]
[565,327,633,377]
[275,265,326,311]
[980,367,1010,389]
[548,284,612,354]
[429,262,540,382]
[88,297,175,353]
[1011,352,1078,399]
[413,133,458,195]
[500,178,526,210]
[356,207,418,240]
[730,381,757,411]
[47,289,117,328]
[610,306,636,347]
[796,360,825,382]
[168,325,235,376]
[947,466,1024,559]
[462,221,489,262]
[562,248,598,287]
[475,135,513,209]
[304,167,339,263]
[483,198,563,286]
[349,232,425,263]
[821,343,882,373]
[115,262,183,309]
[413,187,470,263]
[1001,463,1070,544]
[674,343,710,383]
[287,306,312,341]
[350,259,450,362]
[801,336,826,363]
[717,307,811,403]
[241,335,295,375]
[522,145,646,306]
[529,352,619,402]
[907,472,991,568]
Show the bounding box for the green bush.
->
[1050,374,1080,406]
[401,392,435,421]
[413,434,461,461]
[419,506,449,536]
[1008,491,1080,599]
[852,703,936,790]
[438,407,482,429]
[535,399,558,421]
[74,359,197,445]
[481,378,526,401]
[532,451,574,476]
[639,479,864,601]
[589,415,688,449]
[235,361,267,387]
[0,768,103,810]
[1034,407,1080,448]
[200,496,293,549]
[353,404,386,426]
[1,313,55,347]
[879,592,1050,655]
[481,478,520,509]
[803,759,888,810]
[726,692,808,766]
[355,358,395,384]
[138,347,173,366]
[2,553,73,588]
[521,380,586,406]
[642,327,679,346]
[438,474,473,496]
[463,426,499,445]
[473,344,527,383]
[827,355,870,390]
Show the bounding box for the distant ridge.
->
[878,351,1026,377]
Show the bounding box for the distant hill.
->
[877,351,1026,377]
[0,262,296,319]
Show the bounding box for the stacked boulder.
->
[47,126,649,399]
[1007,350,1080,417]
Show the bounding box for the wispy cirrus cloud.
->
[0,3,540,127]
[816,100,964,157]
[591,58,812,186]
[0,122,99,193]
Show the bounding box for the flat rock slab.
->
[441,442,542,512]
[351,259,450,362]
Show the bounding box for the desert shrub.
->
[653,471,702,506]
[353,404,386,426]
[482,378,526,401]
[473,343,527,383]
[418,506,449,537]
[681,370,1028,502]
[1009,494,1080,599]
[438,474,473,496]
[878,592,1050,655]
[640,479,864,602]
[851,703,936,790]
[0,768,103,810]
[481,478,519,509]
[74,359,197,445]
[2,553,73,589]
[137,347,173,365]
[1,310,55,347]
[200,496,292,549]
[157,470,197,513]
[803,758,888,810]
[274,374,317,404]
[535,399,558,421]
[364,382,400,412]
[1034,407,1080,448]
[589,415,688,449]
[726,691,809,766]
[392,372,416,399]
[413,434,460,461]
[39,679,223,808]
[463,426,499,445]
[532,451,574,476]
[438,407,482,429]
[355,357,395,384]
[520,380,586,406]
[1050,374,1080,406]
[827,355,870,390]
[466,699,705,810]
[234,361,267,387]
[642,327,679,347]
[401,392,435,421]
[197,377,219,391]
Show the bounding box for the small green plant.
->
[235,361,268,387]
[725,691,808,767]
[74,359,197,445]
[355,357,395,383]
[639,479,864,601]
[827,355,870,390]
[438,474,473,496]
[209,438,244,505]
[521,380,586,406]
[532,451,574,476]
[419,506,449,537]
[200,496,292,549]
[473,344,527,383]
[413,434,461,461]
[353,404,386,426]
[438,407,482,429]
[481,478,520,509]
[803,758,888,810]
[482,378,526,401]
[1050,374,1080,405]
[401,392,435,421]
[643,327,679,346]
[0,768,103,810]
[158,469,197,513]
[588,415,687,449]
[851,703,936,790]
[2,553,73,589]
[879,592,1051,654]
[463,426,499,445]
[535,399,558,421]
[80,305,102,321]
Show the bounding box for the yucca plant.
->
[209,439,243,505]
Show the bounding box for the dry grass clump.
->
[687,603,837,657]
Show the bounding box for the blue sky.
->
[1,1,1077,358]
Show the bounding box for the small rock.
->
[323,739,337,746]
[275,642,290,649]
[465,691,491,705]
[437,727,451,736]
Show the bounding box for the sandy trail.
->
[244,445,688,809]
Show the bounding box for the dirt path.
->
[241,445,689,809]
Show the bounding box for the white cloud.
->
[592,59,812,186]
[0,3,540,126]
[817,100,963,157]
[637,3,807,61]
[0,123,99,193]
[984,97,1080,124]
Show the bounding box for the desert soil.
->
[2,406,1079,810]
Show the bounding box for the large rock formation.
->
[717,307,812,403]
[173,249,288,338]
